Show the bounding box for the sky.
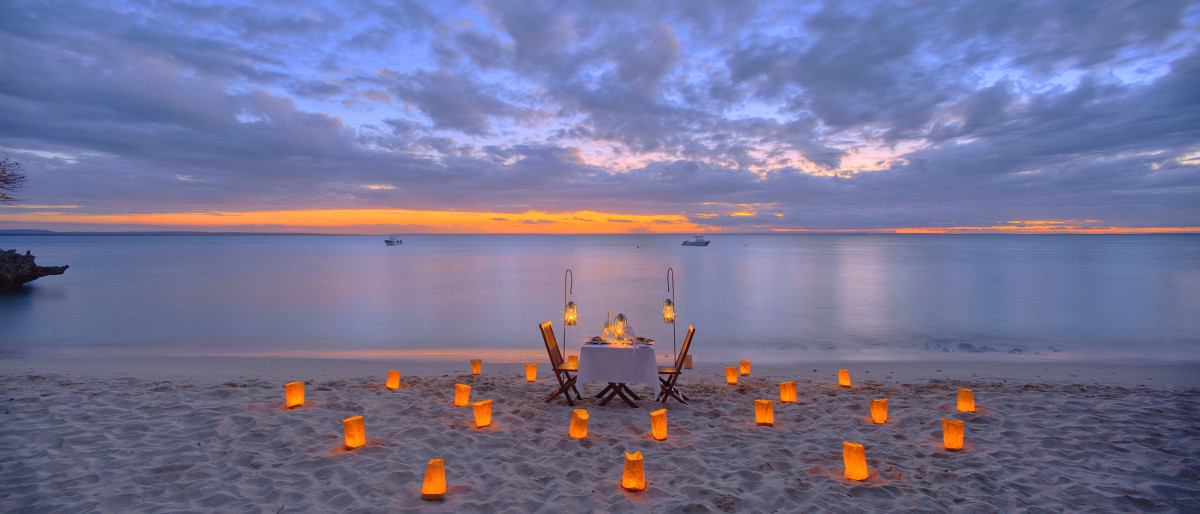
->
[1,0,1198,234]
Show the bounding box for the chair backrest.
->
[540,321,564,368]
[673,325,695,370]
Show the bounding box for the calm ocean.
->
[2,234,1198,362]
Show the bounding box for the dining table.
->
[576,339,658,408]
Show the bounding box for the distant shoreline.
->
[3,230,1198,236]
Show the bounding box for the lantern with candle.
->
[622,451,645,491]
[664,267,679,362]
[564,301,578,326]
[563,269,577,352]
[838,369,851,387]
[942,418,964,450]
[957,388,975,412]
[470,359,482,375]
[343,416,365,450]
[567,355,578,367]
[725,367,738,385]
[613,313,628,340]
[684,355,693,369]
[755,399,774,426]
[843,442,868,480]
[454,384,471,407]
[386,371,401,390]
[779,382,797,403]
[740,361,751,376]
[650,409,667,440]
[569,409,589,438]
[421,459,446,500]
[870,399,888,424]
[284,381,304,408]
[472,400,492,428]
[525,364,537,382]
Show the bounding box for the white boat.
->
[384,235,403,246]
[682,236,710,246]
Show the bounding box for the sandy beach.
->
[1,357,1198,512]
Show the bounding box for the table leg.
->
[612,383,638,408]
[595,383,614,399]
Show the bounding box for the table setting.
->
[576,312,659,407]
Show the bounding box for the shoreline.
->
[3,356,1198,388]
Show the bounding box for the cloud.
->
[386,70,529,135]
[0,0,1196,231]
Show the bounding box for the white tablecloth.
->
[577,344,658,386]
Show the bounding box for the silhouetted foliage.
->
[0,156,27,205]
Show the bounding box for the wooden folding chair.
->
[656,325,695,404]
[540,321,582,405]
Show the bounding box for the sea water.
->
[1,234,1197,362]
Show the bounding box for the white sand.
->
[1,357,1198,512]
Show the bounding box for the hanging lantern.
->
[343,416,365,450]
[284,381,304,408]
[621,451,645,491]
[684,355,693,369]
[385,371,401,390]
[842,442,868,481]
[564,301,578,326]
[957,388,975,412]
[569,409,589,438]
[421,458,446,501]
[870,399,888,424]
[525,364,537,382]
[725,367,738,385]
[567,355,578,367]
[779,382,797,403]
[472,400,492,428]
[454,384,471,407]
[470,359,482,375]
[755,399,774,426]
[662,298,675,323]
[838,369,851,387]
[650,409,668,440]
[942,418,964,450]
[739,361,751,376]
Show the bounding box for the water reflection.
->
[1,234,1197,361]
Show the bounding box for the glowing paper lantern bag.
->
[622,451,645,491]
[843,441,867,480]
[343,416,365,450]
[650,409,667,440]
[454,384,471,407]
[870,399,888,424]
[284,381,304,408]
[569,409,589,438]
[779,382,797,403]
[421,459,446,500]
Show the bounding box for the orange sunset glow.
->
[0,208,701,233]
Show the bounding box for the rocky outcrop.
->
[1,249,68,291]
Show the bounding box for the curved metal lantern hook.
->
[666,267,676,360]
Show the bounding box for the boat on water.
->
[682,236,710,246]
[384,235,403,246]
